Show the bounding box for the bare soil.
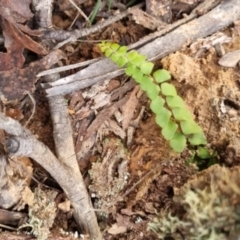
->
[1,1,240,240]
[14,28,240,239]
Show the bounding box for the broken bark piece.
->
[189,32,232,55]
[146,0,172,23]
[172,0,200,16]
[218,49,240,67]
[104,120,126,139]
[214,43,226,57]
[128,8,167,30]
[121,86,140,130]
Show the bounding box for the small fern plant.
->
[98,42,207,152]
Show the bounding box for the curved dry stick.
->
[32,1,103,239]
[0,112,102,239]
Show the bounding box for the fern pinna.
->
[98,42,207,153]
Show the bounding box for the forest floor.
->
[1,0,240,240]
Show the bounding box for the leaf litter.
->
[1,1,240,240]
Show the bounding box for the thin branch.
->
[68,0,89,22]
[129,0,223,50]
[0,111,103,239]
[37,58,100,77]
[24,92,36,127]
[42,0,240,97]
[51,3,144,49]
[32,0,103,238]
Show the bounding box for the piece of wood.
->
[43,0,240,97]
[32,1,103,239]
[0,112,101,239]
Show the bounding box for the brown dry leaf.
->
[0,50,65,101]
[0,0,33,24]
[0,0,46,69]
[0,0,42,37]
[1,17,47,56]
[0,13,46,71]
[16,23,43,37]
[0,18,25,70]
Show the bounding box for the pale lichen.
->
[148,165,240,239]
[89,138,129,215]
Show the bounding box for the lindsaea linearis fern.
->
[98,42,207,152]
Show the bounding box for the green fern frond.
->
[98,42,207,152]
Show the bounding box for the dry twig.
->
[41,0,240,97]
[32,0,103,239]
[44,3,144,47]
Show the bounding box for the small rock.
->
[218,49,240,67]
